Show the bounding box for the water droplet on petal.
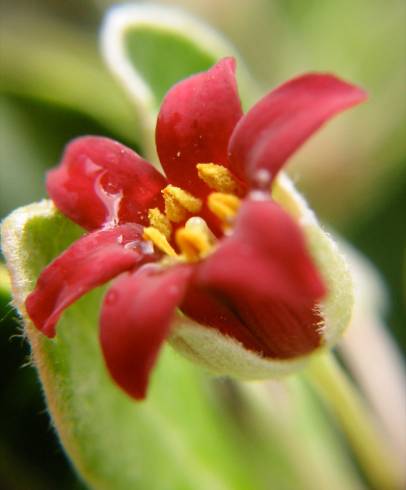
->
[249,190,269,201]
[94,171,123,227]
[139,241,155,255]
[253,169,272,189]
[124,241,138,250]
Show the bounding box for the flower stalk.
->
[305,353,401,490]
[240,378,365,490]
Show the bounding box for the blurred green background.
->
[1,0,405,488]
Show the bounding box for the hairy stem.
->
[305,353,401,490]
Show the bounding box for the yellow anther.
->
[148,208,172,239]
[143,226,177,257]
[162,185,202,223]
[176,226,212,263]
[197,163,242,194]
[207,192,241,223]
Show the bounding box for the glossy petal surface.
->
[25,224,148,337]
[100,264,193,399]
[195,199,326,358]
[156,57,244,198]
[228,74,367,185]
[47,136,167,230]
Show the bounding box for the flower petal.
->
[180,285,270,355]
[25,224,151,337]
[47,136,167,230]
[156,57,244,198]
[195,198,326,358]
[100,264,193,399]
[228,74,367,185]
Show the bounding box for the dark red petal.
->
[181,285,273,355]
[156,57,244,198]
[25,224,151,337]
[100,264,193,400]
[228,74,367,186]
[47,136,167,231]
[195,198,326,358]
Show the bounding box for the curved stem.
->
[305,352,401,490]
[241,378,365,490]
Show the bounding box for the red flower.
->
[25,58,366,399]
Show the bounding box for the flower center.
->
[143,163,241,263]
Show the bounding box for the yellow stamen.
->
[176,225,212,262]
[207,192,241,223]
[197,163,242,194]
[162,185,202,223]
[185,216,216,243]
[148,207,172,238]
[143,226,177,257]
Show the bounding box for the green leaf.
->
[1,201,294,490]
[124,27,216,104]
[101,4,257,161]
